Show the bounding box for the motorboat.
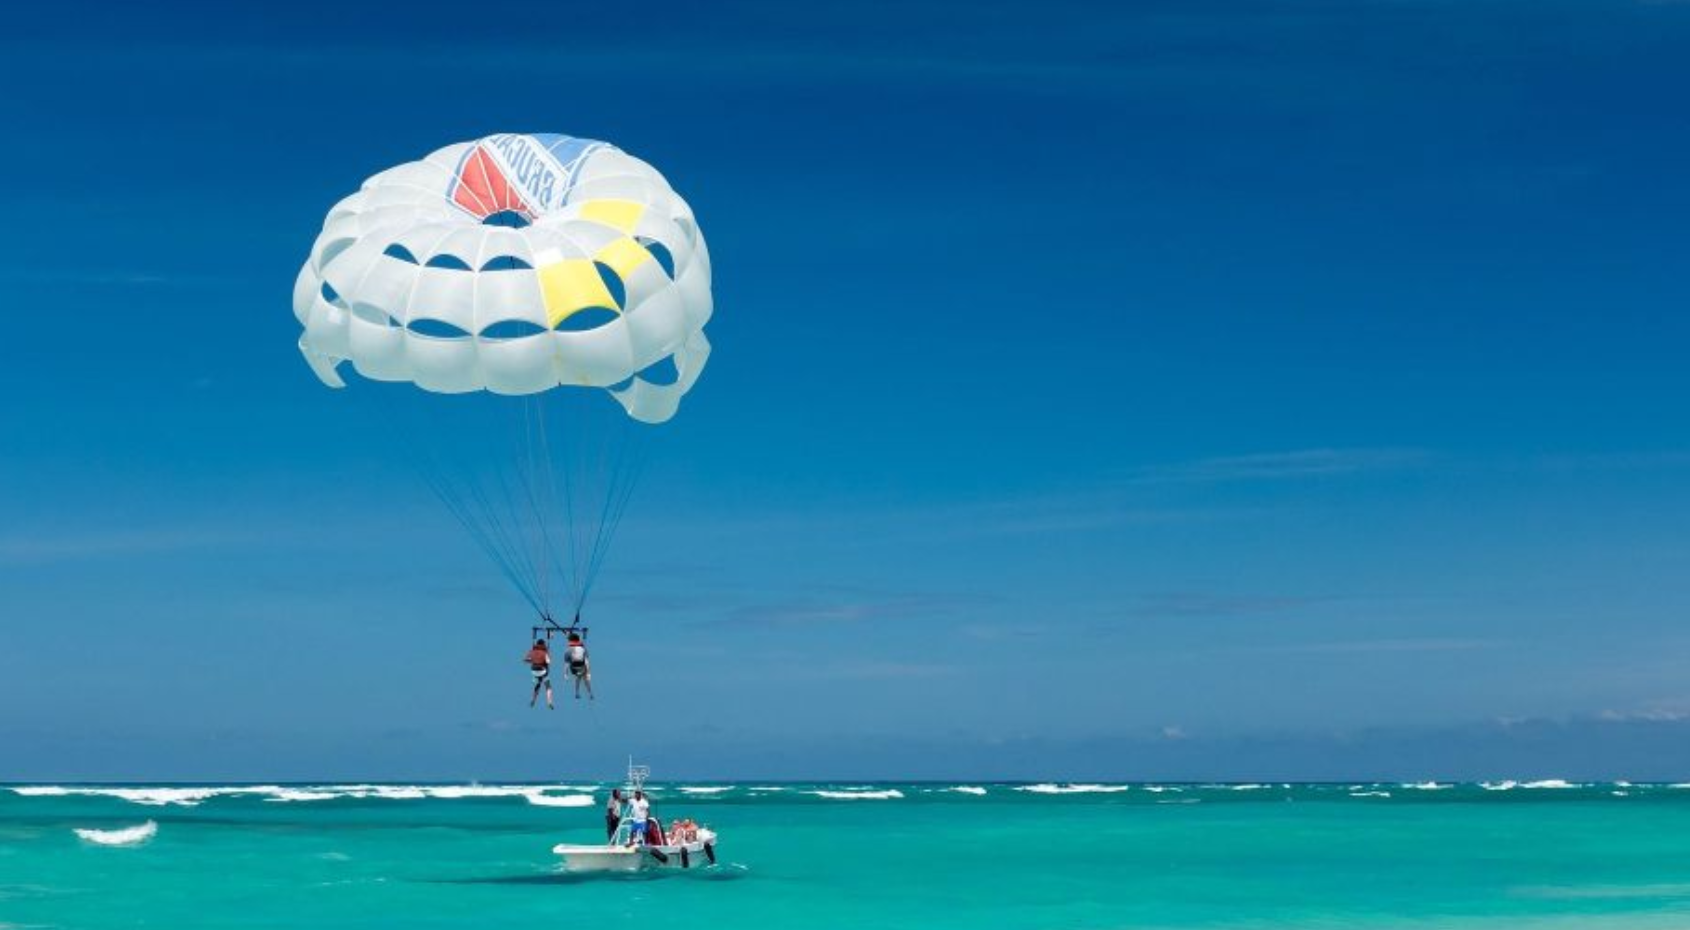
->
[552,761,720,872]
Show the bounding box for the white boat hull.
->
[553,830,718,872]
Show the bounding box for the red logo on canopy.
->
[451,145,533,221]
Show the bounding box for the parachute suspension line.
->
[527,396,581,614]
[375,390,548,616]
[570,400,615,614]
[548,395,588,613]
[445,440,547,611]
[372,384,650,622]
[504,396,561,618]
[575,414,650,611]
[417,464,544,617]
[479,451,549,614]
[590,434,648,601]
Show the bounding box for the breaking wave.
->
[10,781,1665,810]
[74,821,157,847]
[7,784,599,806]
[1016,784,1131,795]
[525,793,596,808]
[265,788,341,803]
[22,787,238,806]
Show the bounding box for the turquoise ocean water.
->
[5,781,1690,929]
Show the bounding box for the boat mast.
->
[626,756,650,794]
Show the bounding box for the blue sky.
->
[2,0,1688,781]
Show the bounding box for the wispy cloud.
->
[1125,448,1432,485]
[810,661,960,681]
[1596,700,1690,723]
[0,267,242,288]
[0,528,247,564]
[710,592,972,629]
[953,499,1258,537]
[1530,451,1690,472]
[1127,592,1332,620]
[1258,637,1497,656]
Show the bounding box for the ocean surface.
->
[5,780,1690,929]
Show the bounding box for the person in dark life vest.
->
[563,631,593,701]
[604,788,623,841]
[524,639,553,710]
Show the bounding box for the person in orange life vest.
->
[563,631,593,701]
[524,638,553,709]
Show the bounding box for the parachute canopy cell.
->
[292,133,713,424]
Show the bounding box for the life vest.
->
[525,647,549,669]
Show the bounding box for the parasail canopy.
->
[292,134,714,620]
[293,132,712,424]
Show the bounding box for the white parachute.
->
[293,132,711,424]
[292,134,713,619]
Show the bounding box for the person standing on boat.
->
[604,789,623,841]
[626,790,650,846]
[524,639,553,710]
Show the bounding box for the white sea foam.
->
[1016,784,1131,795]
[1481,781,1518,791]
[74,821,157,847]
[1521,780,1578,790]
[525,793,595,808]
[83,788,222,806]
[678,786,735,795]
[1402,782,1452,790]
[1143,786,1182,793]
[366,786,428,800]
[417,785,541,800]
[265,788,340,803]
[321,784,578,802]
[16,785,296,806]
[1350,791,1392,798]
[941,786,988,796]
[748,786,788,793]
[15,783,622,805]
[1226,784,1271,791]
[808,789,904,800]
